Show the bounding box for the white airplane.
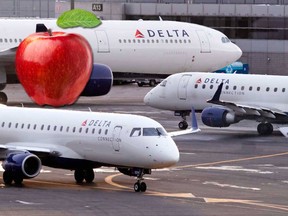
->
[144,72,288,136]
[0,18,242,102]
[0,104,199,192]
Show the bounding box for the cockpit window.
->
[221,37,230,43]
[130,128,141,137]
[160,80,167,87]
[143,127,167,136]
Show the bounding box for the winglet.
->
[208,82,223,103]
[279,127,288,137]
[191,106,198,131]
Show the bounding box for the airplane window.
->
[221,37,226,43]
[184,39,186,43]
[8,122,11,128]
[119,39,122,43]
[151,39,154,43]
[33,124,37,130]
[98,129,102,134]
[160,80,167,87]
[79,128,82,133]
[66,127,69,132]
[21,123,24,129]
[165,39,168,43]
[143,128,166,136]
[27,124,30,129]
[47,125,51,131]
[210,85,213,89]
[241,86,244,91]
[1,122,4,127]
[179,39,182,43]
[19,39,22,42]
[257,87,260,91]
[202,84,206,89]
[60,126,63,132]
[54,126,57,131]
[41,125,44,130]
[92,128,95,134]
[249,86,253,91]
[5,39,7,43]
[170,39,173,43]
[147,39,150,43]
[156,127,167,136]
[105,129,108,135]
[142,39,145,43]
[15,123,18,128]
[73,127,76,133]
[128,39,131,43]
[282,88,286,92]
[156,39,159,43]
[137,39,140,43]
[233,86,237,90]
[174,39,177,43]
[123,39,127,43]
[266,87,270,92]
[9,39,12,43]
[86,128,89,133]
[188,39,191,43]
[0,39,2,43]
[194,84,198,89]
[274,87,278,92]
[225,85,229,90]
[130,128,141,137]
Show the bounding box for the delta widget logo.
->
[135,29,144,38]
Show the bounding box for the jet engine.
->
[201,107,239,127]
[81,63,113,96]
[2,152,42,182]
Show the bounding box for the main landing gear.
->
[74,168,95,184]
[3,171,23,185]
[257,122,273,135]
[175,111,190,130]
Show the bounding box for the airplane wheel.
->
[84,169,95,183]
[74,169,85,183]
[0,92,7,104]
[149,80,156,87]
[178,121,188,130]
[257,123,273,135]
[140,182,147,192]
[14,176,23,185]
[3,171,13,185]
[134,182,141,192]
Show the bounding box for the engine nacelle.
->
[81,63,113,96]
[2,152,42,179]
[117,168,151,177]
[201,107,238,127]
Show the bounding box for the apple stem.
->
[47,29,52,36]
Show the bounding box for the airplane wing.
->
[207,83,288,122]
[0,47,17,65]
[169,107,200,137]
[0,142,62,160]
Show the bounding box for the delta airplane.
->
[144,72,288,136]
[0,18,242,102]
[0,105,199,192]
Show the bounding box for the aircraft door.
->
[112,126,122,152]
[196,30,211,53]
[95,31,110,53]
[177,74,192,100]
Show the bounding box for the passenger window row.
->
[119,38,191,44]
[0,38,22,43]
[1,121,109,135]
[194,84,286,93]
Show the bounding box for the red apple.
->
[15,31,93,106]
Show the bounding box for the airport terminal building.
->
[0,0,288,75]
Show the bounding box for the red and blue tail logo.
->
[196,78,202,84]
[135,29,144,38]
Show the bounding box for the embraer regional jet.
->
[0,18,242,102]
[144,72,288,136]
[0,105,199,192]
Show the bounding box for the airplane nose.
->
[234,43,242,60]
[162,139,180,167]
[143,91,152,105]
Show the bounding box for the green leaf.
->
[57,9,102,29]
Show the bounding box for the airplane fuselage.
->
[0,18,242,76]
[145,72,288,113]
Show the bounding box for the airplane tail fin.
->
[169,107,200,137]
[36,24,48,33]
